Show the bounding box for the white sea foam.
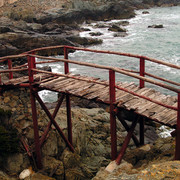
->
[158,125,174,138]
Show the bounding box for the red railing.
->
[0,45,180,162]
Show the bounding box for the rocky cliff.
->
[0,88,179,180]
[1,0,180,57]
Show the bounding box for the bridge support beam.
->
[39,94,65,146]
[175,93,180,160]
[115,118,139,165]
[30,89,42,169]
[116,111,140,147]
[66,95,73,145]
[139,117,145,145]
[109,70,117,160]
[34,92,74,152]
[64,46,73,145]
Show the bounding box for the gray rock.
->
[89,32,103,36]
[0,26,13,33]
[113,32,128,37]
[142,10,150,14]
[42,130,58,157]
[148,24,164,28]
[108,24,127,32]
[5,153,30,174]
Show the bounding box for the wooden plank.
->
[96,86,110,102]
[152,99,177,119]
[51,74,87,89]
[35,76,58,85]
[166,114,177,127]
[150,96,177,120]
[63,81,88,91]
[85,86,107,100]
[119,88,151,109]
[83,81,109,99]
[73,83,95,96]
[84,84,107,99]
[116,86,140,105]
[136,92,164,115]
[40,77,68,88]
[163,110,177,123]
[53,79,79,91]
[139,93,169,117]
[116,83,140,104]
[33,73,52,82]
[3,76,29,85]
[128,89,157,111]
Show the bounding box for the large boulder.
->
[137,161,180,179]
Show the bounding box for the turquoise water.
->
[39,6,180,101]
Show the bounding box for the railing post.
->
[109,69,117,160]
[8,59,13,79]
[32,52,36,74]
[64,46,72,145]
[28,55,34,83]
[64,46,69,74]
[140,57,145,88]
[175,92,180,160]
[28,55,42,169]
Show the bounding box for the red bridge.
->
[0,45,180,169]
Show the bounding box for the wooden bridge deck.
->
[1,72,177,128]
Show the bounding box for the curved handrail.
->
[30,54,180,93]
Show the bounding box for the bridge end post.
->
[139,57,145,88]
[109,69,117,160]
[175,92,180,160]
[64,46,73,145]
[8,59,13,79]
[28,55,42,169]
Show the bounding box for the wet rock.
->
[142,11,150,14]
[94,23,108,28]
[26,23,43,32]
[5,153,30,174]
[38,66,52,72]
[0,26,13,33]
[25,173,55,180]
[66,36,103,46]
[41,23,60,33]
[113,21,130,26]
[108,24,127,32]
[93,160,134,180]
[65,168,86,180]
[89,32,103,36]
[113,32,128,37]
[0,170,17,180]
[42,130,58,157]
[0,31,103,57]
[137,161,180,179]
[42,156,64,179]
[124,137,175,169]
[81,27,91,31]
[148,24,164,28]
[61,148,81,169]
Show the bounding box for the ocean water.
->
[38,6,180,102]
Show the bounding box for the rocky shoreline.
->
[0,0,180,57]
[0,88,179,179]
